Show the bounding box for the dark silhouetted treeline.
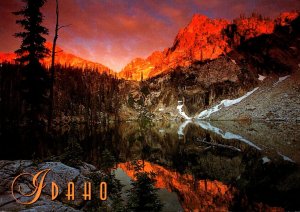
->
[0,63,121,130]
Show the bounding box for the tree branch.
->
[58,24,71,30]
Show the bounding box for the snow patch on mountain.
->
[177,101,192,120]
[273,75,290,87]
[196,87,259,119]
[258,75,266,81]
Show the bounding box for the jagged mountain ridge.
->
[1,11,297,79]
[117,13,300,121]
[118,11,299,81]
[0,42,113,74]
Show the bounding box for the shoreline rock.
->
[0,160,104,212]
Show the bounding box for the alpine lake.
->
[1,120,300,211]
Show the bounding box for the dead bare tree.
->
[48,0,70,129]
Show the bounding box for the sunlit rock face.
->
[275,11,299,26]
[118,161,235,211]
[118,58,153,80]
[231,14,275,45]
[119,14,230,81]
[0,42,113,74]
[119,12,298,81]
[165,14,229,65]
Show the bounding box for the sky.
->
[0,0,299,71]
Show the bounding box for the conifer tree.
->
[13,0,49,123]
[13,0,49,65]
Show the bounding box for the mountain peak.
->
[190,14,209,24]
[276,11,299,26]
[119,11,299,81]
[0,43,113,74]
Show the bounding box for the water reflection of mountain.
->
[1,120,299,210]
[118,161,235,211]
[177,120,300,163]
[116,121,300,210]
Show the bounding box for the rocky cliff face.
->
[119,12,298,81]
[118,56,254,121]
[163,15,229,66]
[118,12,300,121]
[118,14,230,81]
[0,42,113,74]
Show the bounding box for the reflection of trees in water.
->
[115,121,300,210]
[2,120,300,210]
[119,160,235,211]
[125,160,163,212]
[0,120,270,175]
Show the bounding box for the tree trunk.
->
[48,0,59,130]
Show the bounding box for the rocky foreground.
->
[0,160,108,211]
